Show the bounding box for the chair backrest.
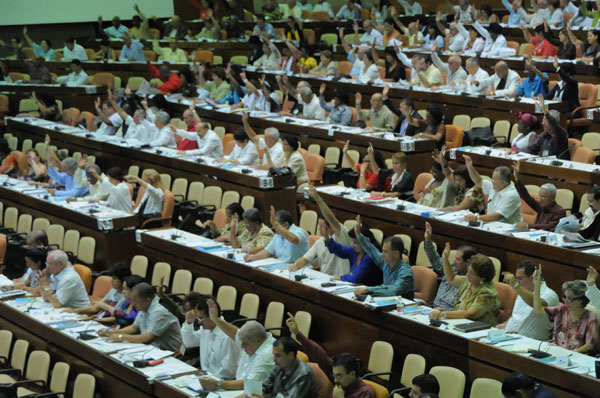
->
[341,150,360,168]
[130,255,149,277]
[11,339,29,372]
[239,293,260,319]
[299,210,318,235]
[370,228,383,245]
[0,330,13,361]
[310,11,332,21]
[470,117,491,129]
[556,188,574,213]
[193,277,214,295]
[506,40,519,53]
[581,132,600,155]
[47,224,65,249]
[73,264,92,293]
[92,72,115,89]
[295,311,312,337]
[213,208,228,230]
[415,240,434,267]
[568,138,582,160]
[368,341,393,381]
[573,146,595,164]
[411,266,439,305]
[221,190,240,209]
[413,173,433,201]
[90,275,113,303]
[0,94,8,113]
[265,301,285,337]
[470,377,503,398]
[151,262,172,288]
[160,173,172,191]
[202,186,223,208]
[492,120,511,142]
[16,214,32,234]
[62,107,81,126]
[519,42,534,56]
[78,111,96,131]
[494,282,517,323]
[77,236,95,265]
[308,362,334,398]
[73,373,95,398]
[4,207,18,231]
[25,350,50,384]
[337,60,353,76]
[194,50,214,64]
[394,234,412,256]
[32,217,50,232]
[452,115,471,132]
[171,269,193,295]
[579,83,598,108]
[188,181,205,203]
[216,285,237,311]
[49,362,70,393]
[171,178,189,201]
[324,146,341,168]
[445,125,464,149]
[430,366,466,398]
[161,190,175,226]
[362,379,388,398]
[400,353,426,387]
[305,154,325,182]
[241,195,255,210]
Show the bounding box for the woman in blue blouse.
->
[325,226,382,286]
[23,27,55,61]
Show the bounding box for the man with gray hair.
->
[100,282,182,351]
[463,57,490,94]
[430,46,467,86]
[26,230,48,248]
[474,61,521,97]
[526,110,569,160]
[46,150,89,197]
[71,155,110,202]
[298,86,325,121]
[512,160,566,230]
[148,109,176,147]
[355,92,395,131]
[463,155,523,224]
[242,111,284,168]
[37,250,90,308]
[176,113,224,158]
[200,299,275,392]
[94,98,123,135]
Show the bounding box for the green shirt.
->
[356,104,395,131]
[454,277,500,326]
[205,80,231,101]
[196,26,220,40]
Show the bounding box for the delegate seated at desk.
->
[46,156,89,198]
[499,260,559,340]
[100,282,182,351]
[355,92,394,131]
[429,245,501,325]
[524,110,569,160]
[181,295,241,380]
[241,111,284,169]
[245,207,309,263]
[352,215,414,298]
[217,129,259,165]
[200,300,275,391]
[533,266,599,354]
[38,250,90,309]
[177,119,224,158]
[230,208,274,254]
[463,156,522,224]
[56,59,88,86]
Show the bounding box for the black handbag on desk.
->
[268,167,293,178]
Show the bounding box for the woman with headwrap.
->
[510,112,539,152]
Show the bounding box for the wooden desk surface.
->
[0,185,138,269]
[0,82,107,113]
[7,119,298,221]
[138,231,598,397]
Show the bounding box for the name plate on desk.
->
[400,141,415,152]
[84,86,97,94]
[97,219,114,231]
[259,176,274,188]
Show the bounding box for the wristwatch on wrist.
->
[216,381,222,389]
[118,334,123,341]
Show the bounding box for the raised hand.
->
[463,154,473,168]
[342,139,350,154]
[355,91,361,105]
[319,83,326,96]
[44,134,51,146]
[552,55,559,70]
[354,214,361,237]
[285,312,300,335]
[78,154,88,169]
[23,26,28,35]
[424,221,432,241]
[586,266,598,287]
[269,205,277,227]
[442,242,451,260]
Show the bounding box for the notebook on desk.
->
[453,321,492,333]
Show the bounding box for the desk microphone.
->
[133,346,157,368]
[294,266,308,282]
[78,321,97,341]
[551,143,575,166]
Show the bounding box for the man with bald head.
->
[163,15,187,40]
[37,250,90,309]
[99,16,129,38]
[177,119,224,157]
[430,45,467,86]
[477,61,521,96]
[360,20,384,47]
[200,299,275,391]
[355,92,394,130]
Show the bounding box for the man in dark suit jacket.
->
[383,96,423,137]
[162,15,188,40]
[545,62,580,115]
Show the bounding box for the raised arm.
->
[441,242,460,286]
[532,265,545,314]
[463,154,482,187]
[22,26,34,47]
[342,140,357,171]
[308,186,343,235]
[519,24,532,43]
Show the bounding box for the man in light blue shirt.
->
[336,0,362,20]
[502,0,525,26]
[56,59,89,86]
[353,216,414,298]
[119,32,145,62]
[48,157,89,198]
[245,207,309,263]
[252,15,276,39]
[100,16,129,38]
[38,250,90,308]
[515,58,549,98]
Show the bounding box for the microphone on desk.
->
[551,143,575,166]
[133,346,158,368]
[294,265,308,282]
[78,320,97,341]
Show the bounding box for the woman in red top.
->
[189,0,214,20]
[342,141,386,191]
[520,24,557,58]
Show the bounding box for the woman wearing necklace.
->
[533,265,599,354]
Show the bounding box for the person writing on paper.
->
[498,260,559,340]
[435,148,484,214]
[424,222,477,310]
[245,207,309,263]
[61,263,131,318]
[286,313,375,398]
[533,266,599,353]
[247,336,317,398]
[512,161,565,230]
[37,250,90,309]
[100,282,182,351]
[585,266,600,313]
[230,208,274,255]
[200,300,275,391]
[463,155,523,224]
[429,245,500,325]
[353,215,414,298]
[181,295,241,380]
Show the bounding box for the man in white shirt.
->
[37,250,90,309]
[94,99,123,135]
[99,16,129,38]
[280,0,303,19]
[312,0,334,17]
[97,167,133,213]
[72,161,110,201]
[149,110,176,148]
[519,0,551,26]
[123,109,155,144]
[298,0,313,12]
[473,21,511,57]
[200,300,274,392]
[253,37,282,70]
[463,57,490,93]
[181,296,241,380]
[585,266,600,312]
[62,37,88,61]
[475,61,521,96]
[221,128,259,165]
[56,59,88,86]
[298,86,325,120]
[399,0,423,16]
[499,260,559,340]
[560,0,578,16]
[336,0,363,20]
[359,20,384,47]
[431,48,467,86]
[241,111,284,169]
[454,0,474,22]
[177,121,224,158]
[464,156,523,224]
